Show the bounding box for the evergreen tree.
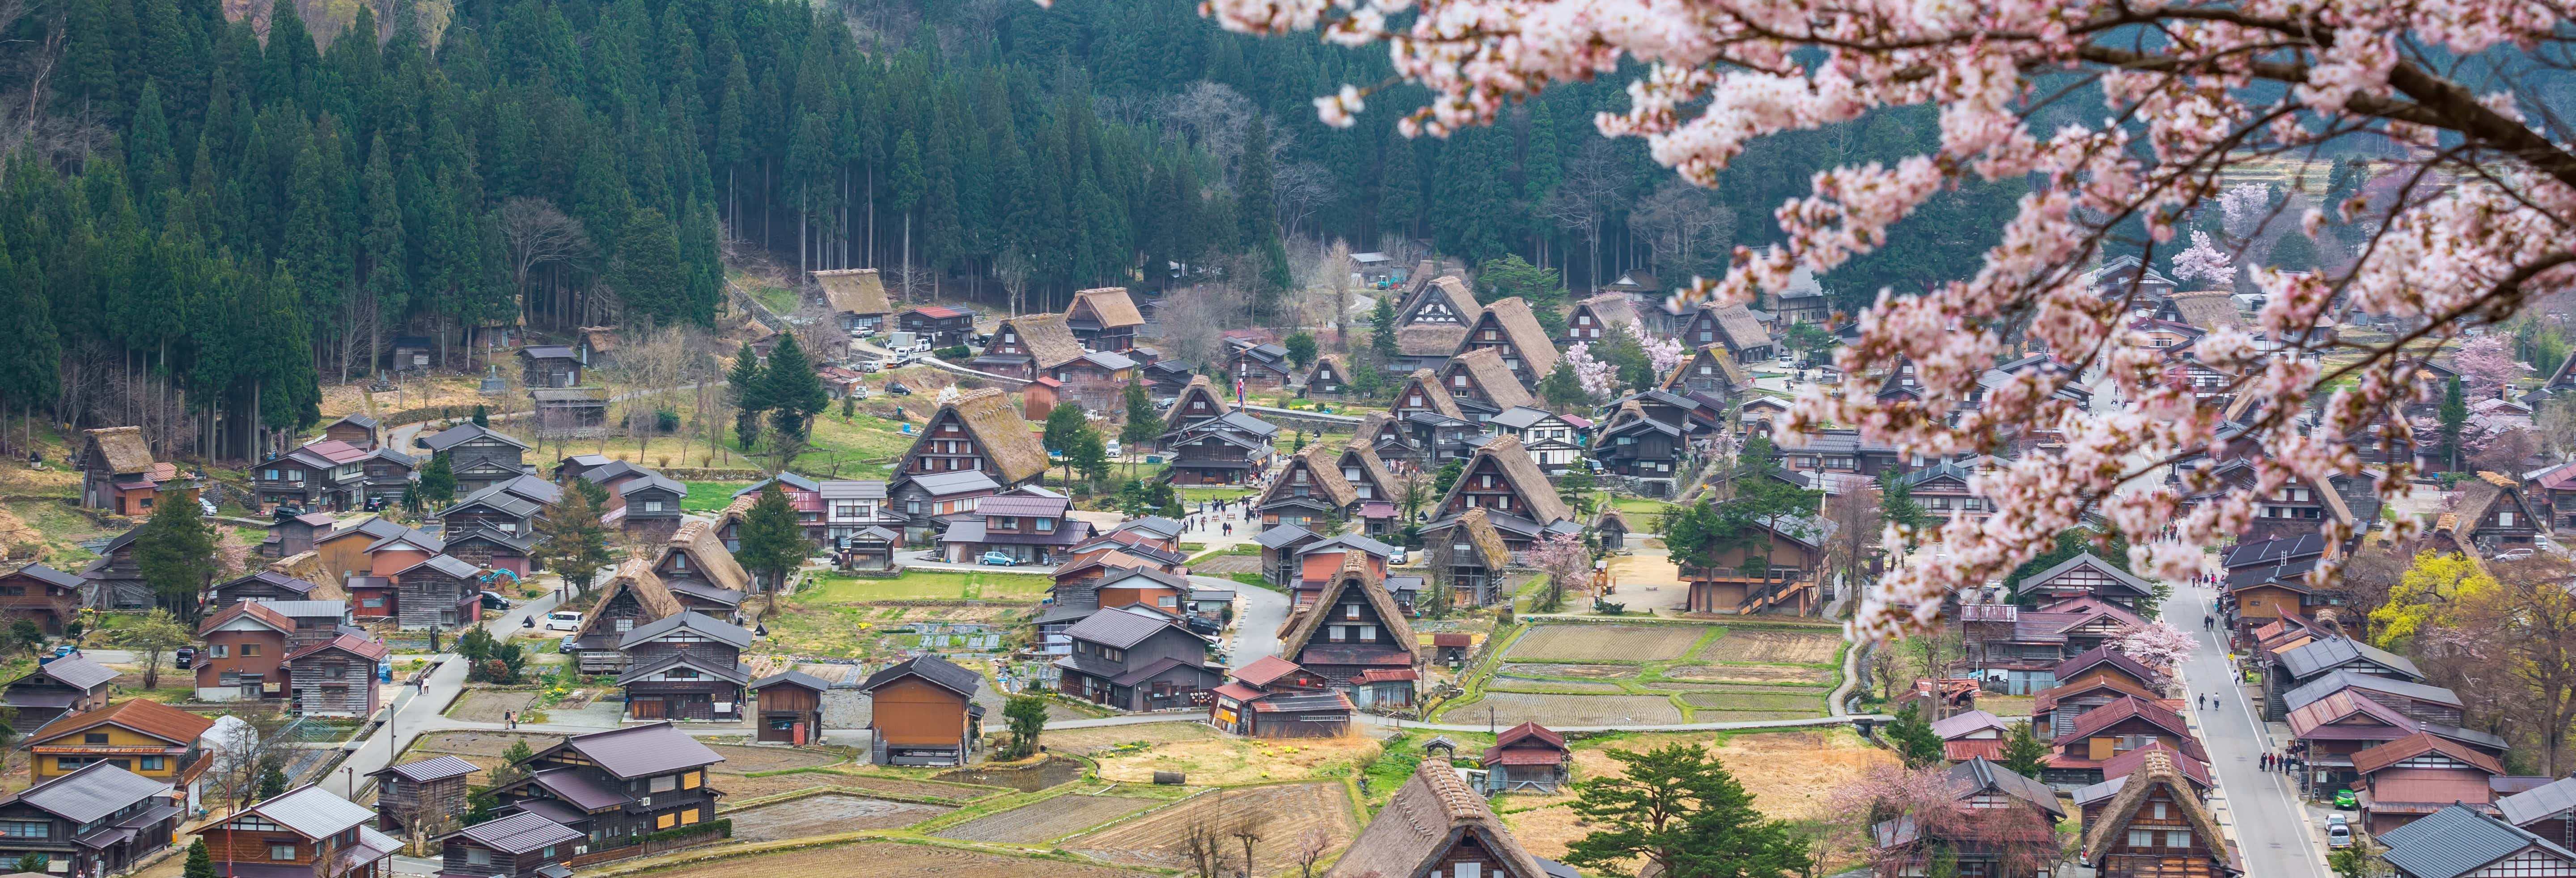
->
[530,488,611,595]
[1878,469,1933,552]
[728,342,768,449]
[1119,381,1161,475]
[735,482,809,609]
[760,332,827,440]
[607,208,689,324]
[1284,331,1317,370]
[256,762,288,800]
[1378,137,1421,240]
[1541,360,1588,410]
[1042,402,1086,456]
[2439,375,2469,471]
[1236,115,1291,308]
[183,839,215,878]
[1368,293,1399,362]
[1998,719,2051,779]
[471,405,488,426]
[1885,703,1948,768]
[1563,743,1809,878]
[135,493,216,615]
[417,452,458,506]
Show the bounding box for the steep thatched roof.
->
[2080,750,2231,867]
[939,388,1051,485]
[2165,291,2244,330]
[1282,552,1424,663]
[1665,345,1754,391]
[267,552,349,599]
[662,521,753,594]
[1441,434,1574,524]
[1259,444,1359,510]
[576,557,683,640]
[1396,324,1471,357]
[1473,297,1560,379]
[1571,293,1643,335]
[813,268,890,316]
[1338,435,1398,499]
[1444,348,1537,410]
[1449,507,1513,570]
[1326,757,1549,878]
[993,313,1086,371]
[84,427,155,476]
[1068,287,1144,328]
[1308,354,1348,386]
[1710,303,1772,353]
[1395,370,1466,419]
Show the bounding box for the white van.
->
[544,611,584,631]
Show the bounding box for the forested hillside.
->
[0,0,2029,464]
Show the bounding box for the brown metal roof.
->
[30,698,215,748]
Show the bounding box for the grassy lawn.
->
[797,571,1054,602]
[1610,495,1682,522]
[793,411,924,479]
[729,268,801,315]
[1178,487,1257,503]
[682,481,753,512]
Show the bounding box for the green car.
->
[2334,789,2358,809]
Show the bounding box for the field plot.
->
[932,794,1162,843]
[1699,628,1843,664]
[1065,784,1356,873]
[1507,625,1709,662]
[1488,678,1626,693]
[1470,692,1684,726]
[1087,722,1383,785]
[1679,691,1824,712]
[705,744,842,773]
[447,691,540,723]
[1042,722,1224,756]
[1504,729,1894,865]
[797,572,1053,602]
[1665,663,1836,684]
[631,841,1154,878]
[1500,663,1631,679]
[726,794,950,842]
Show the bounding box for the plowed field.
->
[728,794,950,841]
[931,794,1161,843]
[1699,628,1843,664]
[629,841,1153,878]
[1064,784,1356,874]
[1506,625,1708,662]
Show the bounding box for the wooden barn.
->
[751,671,831,744]
[370,755,477,836]
[857,655,984,766]
[1480,722,1571,794]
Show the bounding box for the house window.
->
[2127,829,2153,849]
[651,775,678,793]
[2501,511,2517,527]
[1159,595,1179,608]
[907,501,922,514]
[615,618,635,632]
[84,733,107,745]
[270,843,298,861]
[1455,864,1482,878]
[326,664,346,679]
[1035,518,1055,532]
[1345,604,1361,619]
[141,756,164,771]
[211,644,229,658]
[0,821,48,838]
[645,501,665,512]
[242,644,261,657]
[997,516,1019,530]
[1358,625,1376,642]
[1330,625,1347,642]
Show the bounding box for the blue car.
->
[979,551,1018,566]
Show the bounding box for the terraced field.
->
[931,794,1162,844]
[1065,784,1356,873]
[629,841,1153,878]
[1438,622,1841,726]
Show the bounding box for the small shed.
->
[1596,509,1631,550]
[842,526,900,571]
[392,336,436,372]
[857,655,985,766]
[529,387,610,436]
[518,346,582,388]
[371,754,478,836]
[751,670,831,744]
[1432,633,1473,666]
[1481,722,1571,794]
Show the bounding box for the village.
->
[0,247,2571,878]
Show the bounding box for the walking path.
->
[330,588,565,800]
[2174,581,2331,878]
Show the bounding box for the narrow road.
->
[328,588,564,800]
[2174,581,2330,878]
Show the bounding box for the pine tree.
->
[2439,375,2468,471]
[134,492,216,615]
[1885,703,1948,768]
[417,452,457,506]
[607,208,689,324]
[728,342,768,449]
[1563,743,1810,878]
[761,332,827,440]
[1378,137,1421,241]
[1369,293,1399,362]
[183,838,215,878]
[735,482,809,609]
[1998,719,2051,778]
[1541,361,1588,410]
[530,488,611,594]
[1119,381,1161,475]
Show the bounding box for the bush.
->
[655,408,681,432]
[938,345,972,359]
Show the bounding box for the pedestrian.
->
[2203,614,2214,631]
[2262,753,2270,770]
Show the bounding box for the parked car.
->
[199,498,218,516]
[979,551,1019,566]
[271,503,307,522]
[1389,548,1408,565]
[1186,616,1222,635]
[2334,788,2357,809]
[173,647,195,670]
[2496,547,2538,561]
[479,591,512,610]
[855,359,883,373]
[1106,439,1123,458]
[544,611,583,631]
[2326,815,2352,848]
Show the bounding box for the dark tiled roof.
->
[751,670,832,692]
[12,762,169,823]
[31,654,119,691]
[615,612,755,650]
[2381,804,2576,878]
[373,756,478,783]
[557,722,724,779]
[458,811,584,853]
[859,654,982,699]
[2278,637,2424,681]
[1066,608,1186,650]
[421,423,530,452]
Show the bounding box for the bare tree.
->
[1230,811,1268,878]
[1296,824,1332,878]
[1627,179,1736,283]
[1157,287,1240,370]
[1544,139,1625,291]
[1158,82,1258,164]
[499,198,595,329]
[994,250,1034,317]
[1178,794,1235,878]
[1321,240,1356,350]
[1273,162,1337,242]
[1822,484,1881,601]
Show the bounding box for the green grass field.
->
[682,481,753,512]
[792,411,925,479]
[797,571,1055,602]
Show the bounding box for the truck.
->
[886,331,921,351]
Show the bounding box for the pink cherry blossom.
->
[1563,342,1623,400]
[1188,0,2576,642]
[2169,231,2235,290]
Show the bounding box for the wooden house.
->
[2054,646,2166,695]
[819,479,897,547]
[1561,293,1643,346]
[2045,696,2207,785]
[262,512,338,559]
[1258,444,1360,531]
[0,563,85,635]
[2075,751,2237,878]
[24,697,214,787]
[3,653,115,732]
[1451,297,1559,391]
[370,755,477,836]
[1287,534,1399,604]
[1427,509,1514,606]
[1665,345,1754,403]
[487,722,727,854]
[435,811,583,878]
[856,655,984,766]
[1679,303,1777,362]
[438,485,544,541]
[1681,514,1831,616]
[2266,636,2425,720]
[418,424,534,495]
[2283,671,2465,726]
[320,413,381,448]
[1389,276,1483,374]
[387,554,481,631]
[1306,355,1353,396]
[308,516,410,584]
[1336,436,1403,535]
[1389,369,1481,464]
[971,313,1084,381]
[78,426,192,515]
[2288,688,2506,792]
[1255,524,1322,587]
[1327,757,1563,878]
[653,521,752,621]
[2351,731,2508,836]
[2074,744,2213,832]
[529,386,611,436]
[1065,287,1144,352]
[750,671,830,744]
[891,388,1050,490]
[1161,409,1279,485]
[1281,553,1423,706]
[1425,434,1577,550]
[2499,776,2576,848]
[886,470,1002,544]
[1872,757,2068,878]
[1436,348,1538,423]
[283,633,387,718]
[578,325,619,368]
[0,762,180,877]
[1158,376,1234,440]
[615,612,754,722]
[814,268,892,334]
[1208,656,1353,739]
[518,345,583,388]
[895,305,977,346]
[2036,675,2177,739]
[611,473,687,542]
[254,439,374,512]
[2381,805,2576,878]
[1896,460,1994,524]
[1481,722,1572,794]
[939,489,1090,564]
[2223,533,2339,634]
[2017,552,2158,610]
[1225,341,1298,389]
[390,335,435,372]
[1053,606,1224,712]
[1930,709,2015,762]
[2433,472,2546,557]
[195,601,294,702]
[443,529,534,580]
[76,525,153,610]
[1049,350,1140,414]
[1592,400,1686,493]
[1486,406,1586,475]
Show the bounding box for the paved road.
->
[2174,581,2330,878]
[328,588,565,800]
